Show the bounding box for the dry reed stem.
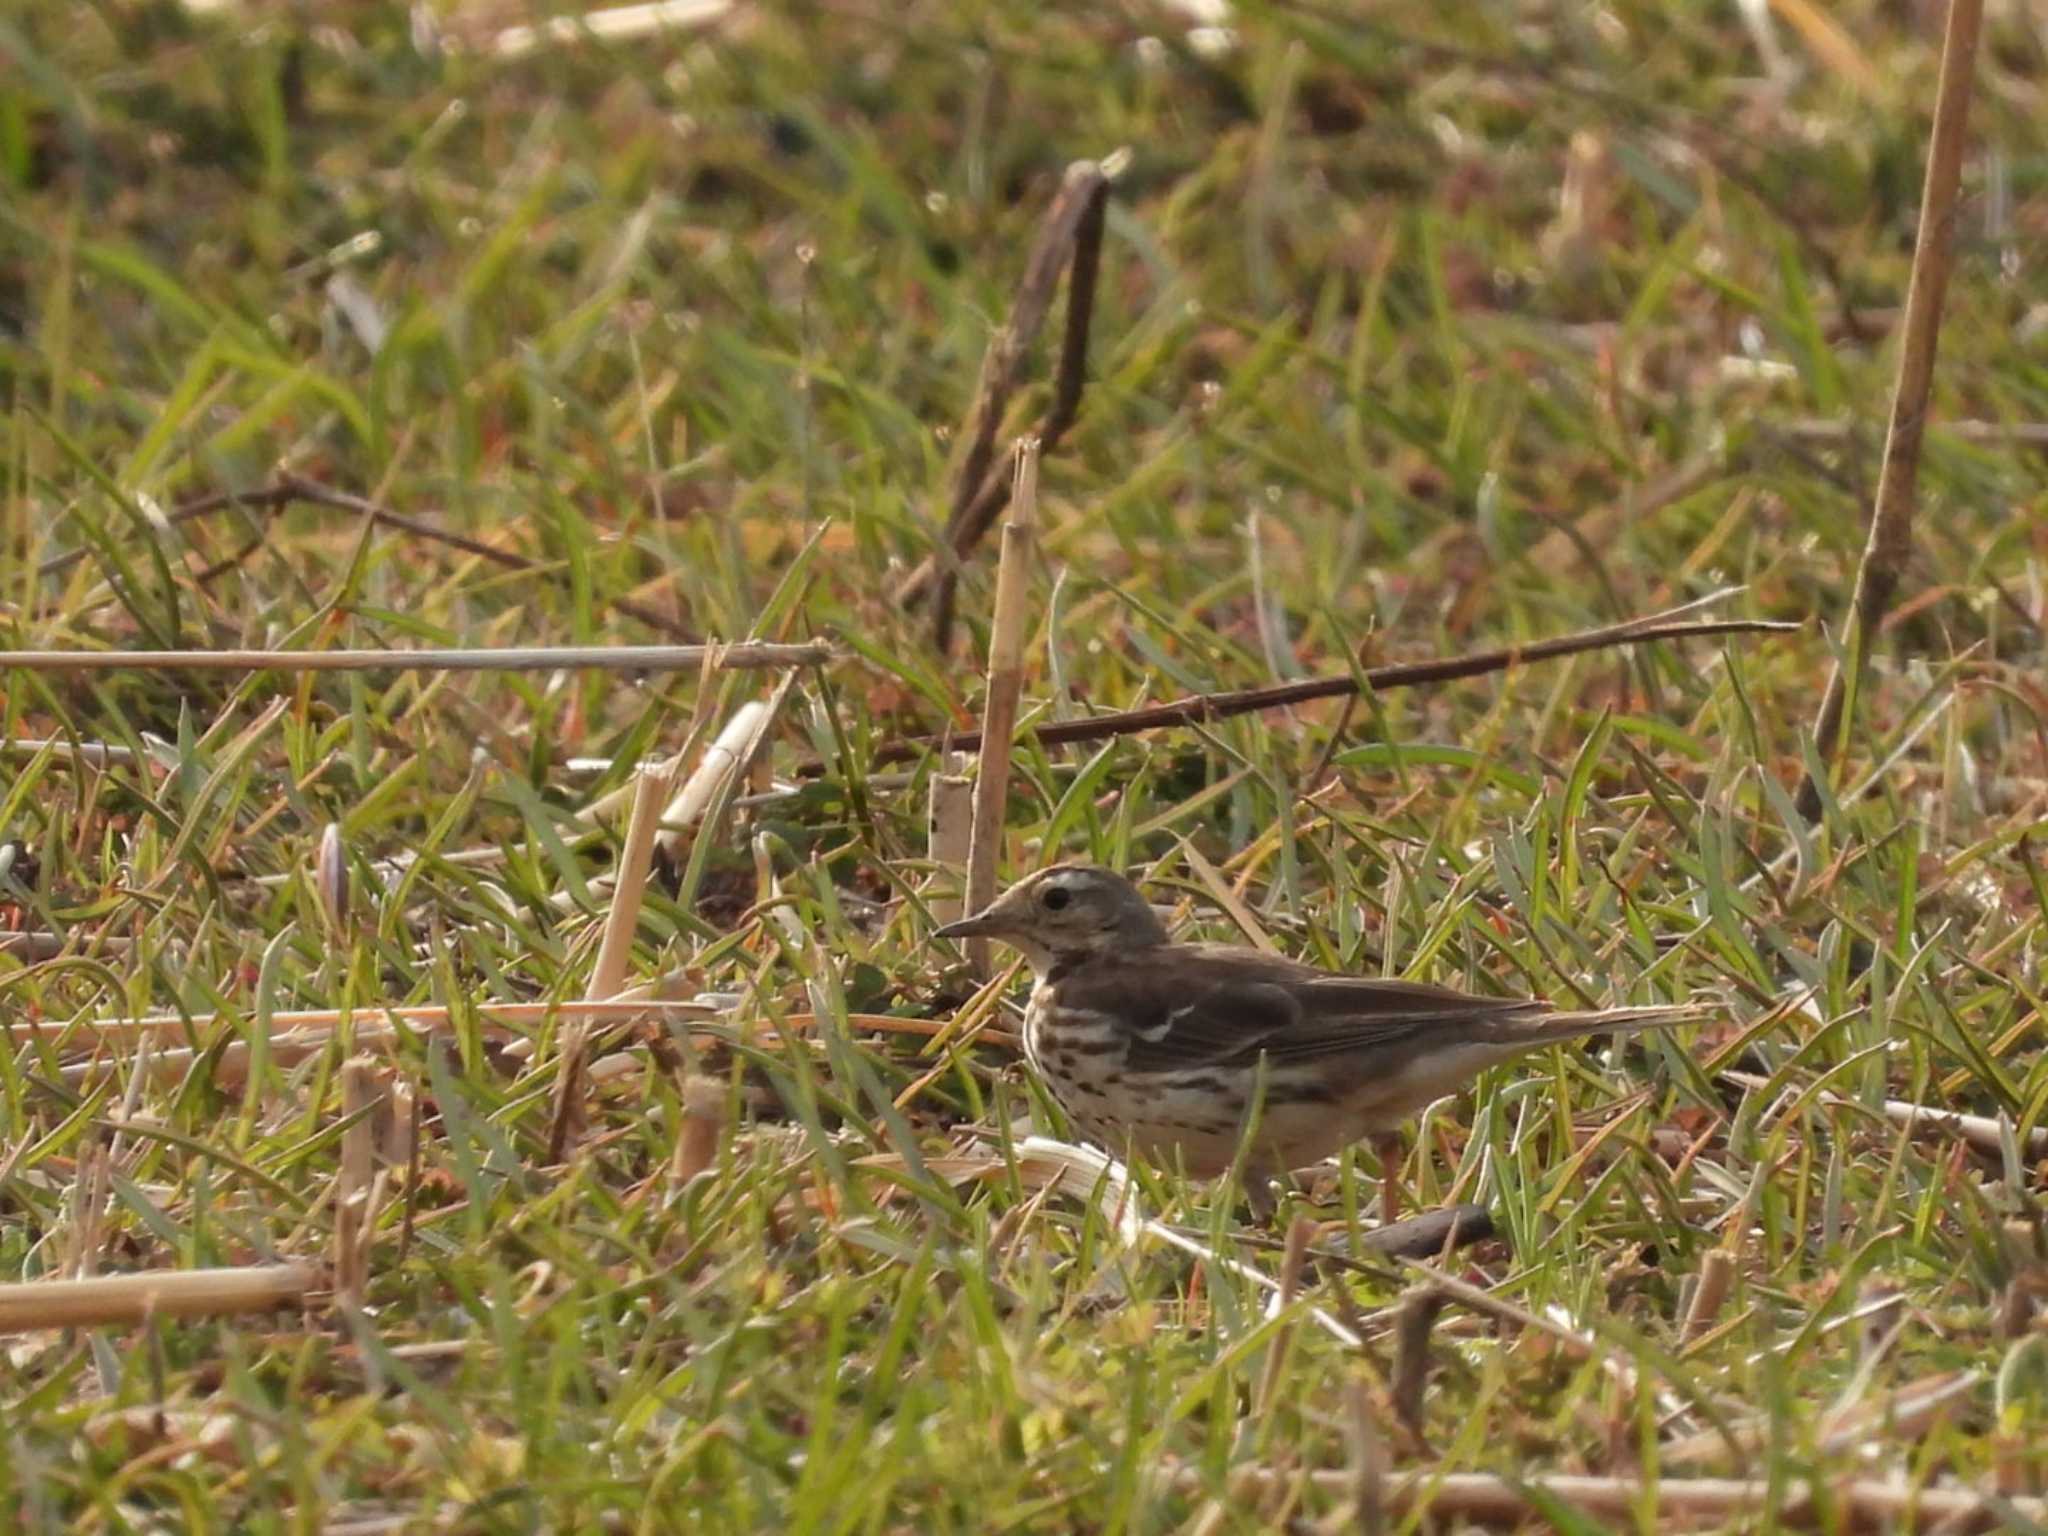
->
[0,642,829,674]
[0,1266,316,1332]
[961,440,1041,976]
[1797,0,1985,820]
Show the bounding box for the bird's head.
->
[934,864,1170,972]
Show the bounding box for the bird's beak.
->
[934,909,1000,942]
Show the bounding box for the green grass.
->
[4,0,2048,1529]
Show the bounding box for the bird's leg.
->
[1371,1133,1405,1229]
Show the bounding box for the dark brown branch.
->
[812,609,1798,776]
[37,473,697,641]
[894,160,1111,646]
[1349,1203,1497,1261]
[1796,0,1983,821]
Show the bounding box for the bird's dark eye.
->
[1042,886,1072,912]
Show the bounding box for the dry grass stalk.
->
[0,642,829,675]
[925,753,974,927]
[335,1056,380,1310]
[333,1197,366,1315]
[340,1056,379,1196]
[0,1266,316,1333]
[1682,1248,1736,1344]
[550,760,680,1164]
[0,738,137,763]
[1181,843,1280,955]
[672,1076,726,1184]
[960,439,1041,977]
[1784,417,2048,447]
[19,997,723,1048]
[593,763,684,1000]
[0,932,133,959]
[315,822,349,938]
[489,0,732,58]
[55,1007,1019,1089]
[1725,1070,2048,1157]
[68,1134,110,1280]
[655,699,777,862]
[1797,0,1985,820]
[1186,1468,2046,1530]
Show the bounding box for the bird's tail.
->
[1516,1002,1710,1043]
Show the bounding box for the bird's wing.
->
[1098,950,1538,1075]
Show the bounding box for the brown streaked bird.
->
[936,864,1704,1213]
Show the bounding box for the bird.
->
[934,863,1705,1217]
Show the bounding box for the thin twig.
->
[0,642,831,674]
[1783,417,2048,448]
[0,738,138,763]
[37,473,698,640]
[811,602,1797,776]
[1796,0,1984,820]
